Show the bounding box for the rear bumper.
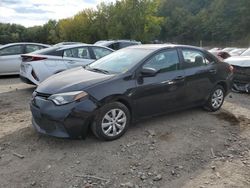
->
[30,96,98,138]
[20,64,39,85]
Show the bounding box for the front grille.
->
[233,65,250,76]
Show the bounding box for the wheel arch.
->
[99,94,133,118]
[216,81,228,93]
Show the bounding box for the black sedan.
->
[30,44,233,140]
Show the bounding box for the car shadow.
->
[0,107,242,187]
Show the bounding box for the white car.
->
[225,48,250,92]
[229,48,247,56]
[0,43,50,75]
[20,44,114,85]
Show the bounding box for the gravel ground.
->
[0,76,249,188]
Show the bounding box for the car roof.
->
[95,40,141,45]
[58,44,114,51]
[30,44,114,55]
[126,44,204,51]
[0,42,50,49]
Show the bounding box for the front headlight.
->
[48,91,88,105]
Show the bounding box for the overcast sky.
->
[0,0,115,27]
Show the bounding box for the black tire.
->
[204,85,225,112]
[91,102,130,141]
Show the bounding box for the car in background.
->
[225,48,250,92]
[0,43,50,75]
[30,44,233,140]
[94,40,141,50]
[229,48,247,56]
[54,42,85,46]
[209,47,222,52]
[210,50,231,60]
[222,47,236,53]
[20,44,114,85]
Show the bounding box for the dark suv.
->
[30,44,233,141]
[94,40,141,50]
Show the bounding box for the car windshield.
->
[241,48,250,56]
[85,48,153,74]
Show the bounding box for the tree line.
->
[0,0,249,47]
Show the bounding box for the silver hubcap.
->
[211,89,224,109]
[101,109,127,137]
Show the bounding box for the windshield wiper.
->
[85,67,110,74]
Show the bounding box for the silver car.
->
[0,42,50,75]
[20,44,114,85]
[225,48,250,92]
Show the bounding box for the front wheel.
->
[91,102,130,141]
[204,85,225,112]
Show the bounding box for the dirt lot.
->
[0,76,250,188]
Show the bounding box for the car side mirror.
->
[140,67,157,77]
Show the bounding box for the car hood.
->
[225,56,250,67]
[36,67,115,94]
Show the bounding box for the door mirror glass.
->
[141,67,157,77]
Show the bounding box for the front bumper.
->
[232,81,250,93]
[30,95,98,138]
[232,65,250,93]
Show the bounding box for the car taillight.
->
[21,55,47,62]
[30,56,47,61]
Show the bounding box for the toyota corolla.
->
[30,44,233,141]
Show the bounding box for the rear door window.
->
[25,45,45,53]
[181,49,213,68]
[63,47,91,59]
[0,45,23,56]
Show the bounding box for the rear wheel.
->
[91,102,130,141]
[204,85,225,111]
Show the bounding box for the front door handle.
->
[174,76,185,81]
[68,61,75,64]
[161,76,185,85]
[209,69,217,74]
